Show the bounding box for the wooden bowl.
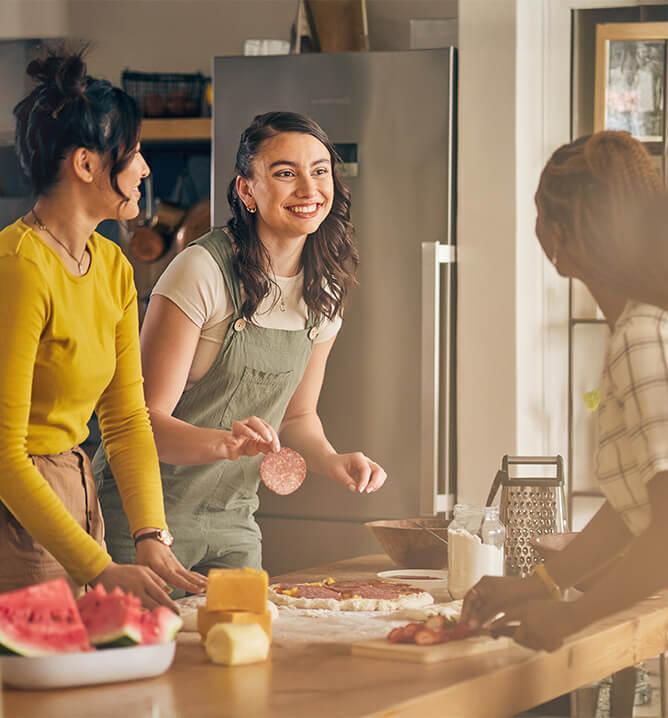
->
[365,518,451,569]
[530,532,617,592]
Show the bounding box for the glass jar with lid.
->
[448,504,505,599]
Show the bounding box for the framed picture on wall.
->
[595,22,668,146]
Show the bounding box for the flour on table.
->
[272,606,410,647]
[395,600,463,622]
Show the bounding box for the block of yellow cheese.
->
[206,567,268,613]
[197,608,272,640]
[205,623,270,666]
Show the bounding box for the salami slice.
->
[260,447,307,495]
[339,581,422,599]
[385,620,476,645]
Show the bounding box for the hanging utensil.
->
[129,175,167,263]
[485,470,506,508]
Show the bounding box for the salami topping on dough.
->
[260,447,307,495]
[269,578,434,612]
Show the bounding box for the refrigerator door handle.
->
[420,241,456,516]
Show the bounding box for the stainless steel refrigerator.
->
[212,49,457,575]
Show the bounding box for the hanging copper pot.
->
[173,198,211,254]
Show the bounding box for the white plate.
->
[377,569,448,592]
[1,642,176,690]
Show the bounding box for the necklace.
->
[279,294,287,312]
[30,209,87,275]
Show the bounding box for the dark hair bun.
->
[14,43,141,197]
[26,48,87,99]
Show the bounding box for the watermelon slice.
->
[78,585,182,647]
[77,585,143,647]
[139,607,183,645]
[0,579,91,656]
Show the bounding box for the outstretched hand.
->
[324,452,387,494]
[135,540,207,596]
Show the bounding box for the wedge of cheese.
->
[205,623,270,666]
[207,567,268,613]
[197,608,272,640]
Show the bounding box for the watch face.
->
[160,529,175,547]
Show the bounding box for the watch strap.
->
[134,530,167,546]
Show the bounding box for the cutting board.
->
[351,635,511,664]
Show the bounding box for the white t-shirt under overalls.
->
[152,245,343,389]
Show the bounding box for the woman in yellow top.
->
[0,49,208,608]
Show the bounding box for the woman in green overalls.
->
[94,112,387,574]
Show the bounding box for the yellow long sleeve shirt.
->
[0,219,166,585]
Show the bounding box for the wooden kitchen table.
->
[3,554,668,718]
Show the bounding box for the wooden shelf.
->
[570,317,607,325]
[140,118,211,143]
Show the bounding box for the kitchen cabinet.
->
[5,554,668,718]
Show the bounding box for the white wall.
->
[67,0,297,82]
[65,0,457,84]
[366,0,457,49]
[457,0,526,504]
[0,1,68,40]
[456,0,576,505]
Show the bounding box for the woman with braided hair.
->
[0,47,207,607]
[461,130,668,651]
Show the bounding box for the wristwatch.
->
[134,528,174,548]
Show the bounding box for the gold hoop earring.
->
[245,204,257,214]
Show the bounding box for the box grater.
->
[485,455,567,576]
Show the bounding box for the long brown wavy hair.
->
[536,130,668,307]
[226,111,359,322]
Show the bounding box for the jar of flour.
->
[447,504,505,599]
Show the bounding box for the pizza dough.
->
[269,579,434,612]
[260,447,307,495]
[395,600,463,622]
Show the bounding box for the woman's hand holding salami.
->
[217,416,281,460]
[324,452,387,494]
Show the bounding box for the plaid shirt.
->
[596,301,668,535]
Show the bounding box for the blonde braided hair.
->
[536,131,668,307]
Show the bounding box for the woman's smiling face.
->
[237,131,334,240]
